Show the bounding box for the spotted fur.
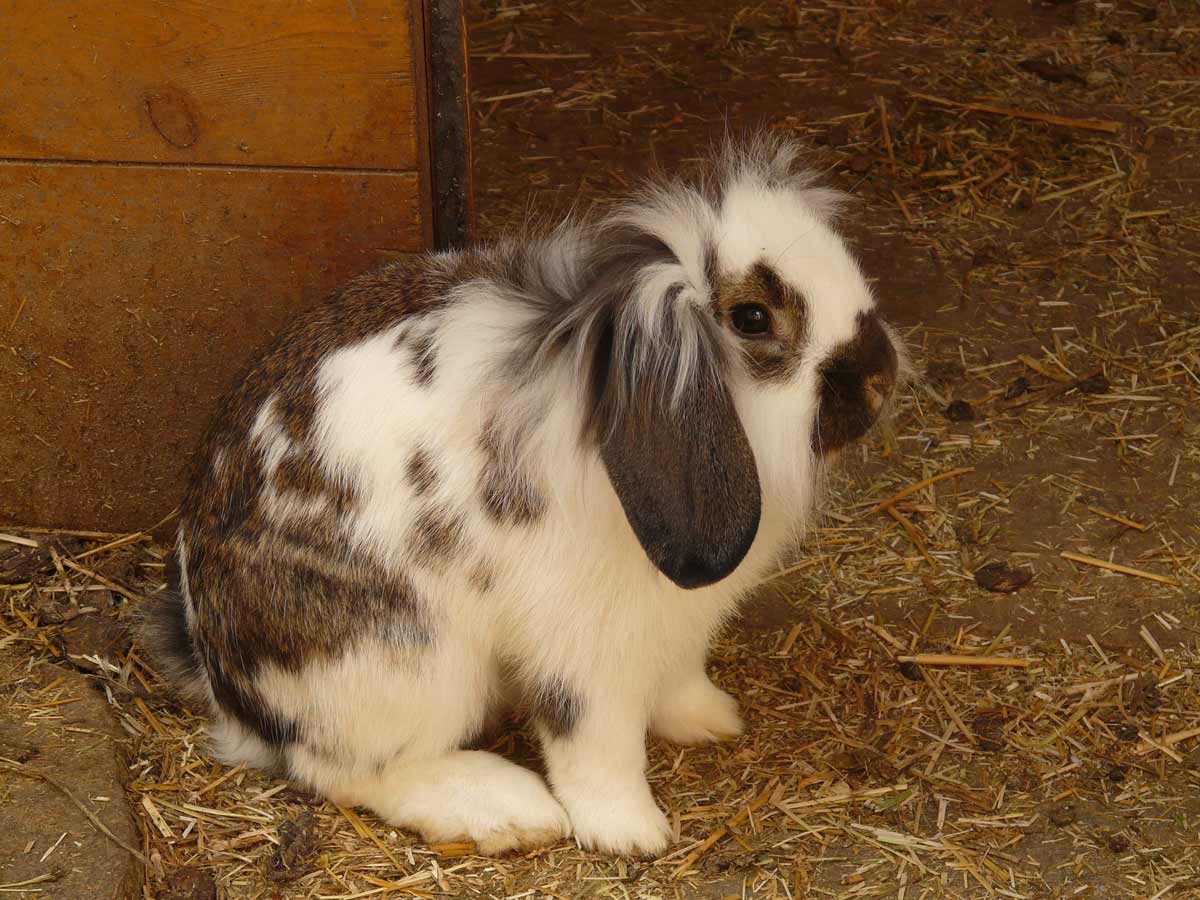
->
[143,132,906,858]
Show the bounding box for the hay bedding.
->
[2,443,1198,899]
[4,0,1200,896]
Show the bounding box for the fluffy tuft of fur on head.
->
[712,129,849,221]
[478,132,851,440]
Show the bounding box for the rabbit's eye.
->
[731,303,771,336]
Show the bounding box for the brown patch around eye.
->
[713,262,808,382]
[745,349,801,381]
[749,262,789,310]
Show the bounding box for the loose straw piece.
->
[671,782,776,879]
[1034,172,1124,203]
[141,795,174,838]
[1140,626,1167,665]
[1063,673,1138,696]
[359,871,438,894]
[896,654,1033,668]
[1137,726,1200,756]
[60,558,143,602]
[870,467,975,513]
[923,673,977,747]
[909,91,1122,134]
[1087,506,1148,531]
[0,531,39,548]
[1059,551,1180,586]
[863,620,907,652]
[193,762,247,799]
[783,783,909,812]
[478,86,553,104]
[428,842,475,858]
[1018,354,1073,383]
[1137,732,1184,764]
[75,530,149,560]
[336,804,405,870]
[0,874,58,890]
[884,505,939,569]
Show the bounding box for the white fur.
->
[327,750,571,856]
[198,137,897,856]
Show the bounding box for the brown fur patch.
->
[409,331,437,387]
[175,261,452,746]
[183,526,431,746]
[273,452,357,515]
[183,260,450,542]
[468,559,497,594]
[277,381,322,446]
[189,532,431,667]
[478,418,546,526]
[405,448,437,497]
[408,506,467,569]
[530,677,583,739]
[812,311,898,454]
[713,262,808,382]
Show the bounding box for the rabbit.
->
[142,133,906,858]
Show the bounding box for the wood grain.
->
[0,1,418,169]
[0,163,422,530]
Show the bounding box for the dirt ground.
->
[0,651,143,900]
[2,1,1198,898]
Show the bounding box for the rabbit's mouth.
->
[810,311,898,456]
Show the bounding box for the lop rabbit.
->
[145,135,905,856]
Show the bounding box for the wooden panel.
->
[0,1,417,169]
[0,163,422,531]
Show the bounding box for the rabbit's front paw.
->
[651,677,744,746]
[560,780,671,857]
[463,767,573,856]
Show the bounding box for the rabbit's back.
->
[168,259,467,751]
[167,240,644,759]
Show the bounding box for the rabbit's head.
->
[503,135,904,591]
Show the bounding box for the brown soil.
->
[0,651,142,899]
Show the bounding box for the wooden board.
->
[0,0,417,170]
[0,0,479,531]
[0,164,423,531]
[0,0,475,531]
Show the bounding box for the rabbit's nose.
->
[863,372,894,416]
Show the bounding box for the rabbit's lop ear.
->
[591,304,762,590]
